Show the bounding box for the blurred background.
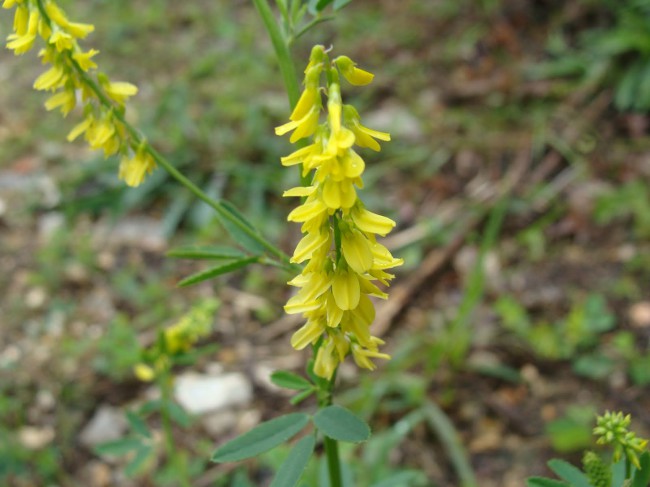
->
[1,0,650,485]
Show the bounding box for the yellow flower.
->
[44,89,76,115]
[49,30,74,52]
[343,105,390,152]
[72,49,99,71]
[335,55,375,86]
[104,81,138,105]
[33,65,67,91]
[275,106,320,144]
[134,363,155,382]
[118,147,156,187]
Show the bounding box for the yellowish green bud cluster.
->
[594,411,649,469]
[275,45,403,379]
[3,0,154,187]
[134,299,219,382]
[582,451,611,487]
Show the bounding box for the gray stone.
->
[79,405,128,447]
[174,372,252,415]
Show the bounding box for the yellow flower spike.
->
[341,228,373,274]
[44,89,76,115]
[331,269,360,310]
[3,0,19,9]
[105,81,138,105]
[86,116,115,150]
[72,49,99,71]
[335,55,375,86]
[33,64,66,91]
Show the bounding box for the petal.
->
[331,271,360,310]
[341,229,373,274]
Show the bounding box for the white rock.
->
[18,426,55,449]
[174,372,252,415]
[79,405,128,447]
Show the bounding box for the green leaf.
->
[167,245,247,260]
[269,435,315,487]
[290,388,316,406]
[124,445,153,476]
[312,405,370,443]
[333,0,353,10]
[95,437,143,456]
[526,477,569,487]
[178,256,259,287]
[215,201,267,254]
[370,470,428,487]
[166,402,192,428]
[308,0,333,14]
[548,459,592,487]
[212,413,310,462]
[126,411,151,439]
[271,371,313,391]
[632,451,650,487]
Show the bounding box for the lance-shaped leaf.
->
[269,435,315,487]
[212,413,310,462]
[215,201,267,254]
[178,256,259,287]
[167,245,247,260]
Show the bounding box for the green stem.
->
[318,372,343,487]
[160,371,191,487]
[251,0,301,109]
[250,0,311,187]
[35,0,294,271]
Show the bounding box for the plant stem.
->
[319,372,343,487]
[251,0,301,109]
[35,0,295,271]
[251,0,312,187]
[160,371,191,487]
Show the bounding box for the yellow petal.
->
[341,229,373,274]
[351,206,396,236]
[283,186,315,197]
[331,271,360,310]
[66,116,92,141]
[291,320,325,350]
[341,149,365,178]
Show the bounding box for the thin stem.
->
[251,0,312,187]
[251,0,301,109]
[35,0,295,270]
[324,436,343,487]
[318,372,343,487]
[160,371,191,487]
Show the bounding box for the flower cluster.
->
[276,46,403,379]
[594,411,649,469]
[3,0,155,186]
[134,299,219,382]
